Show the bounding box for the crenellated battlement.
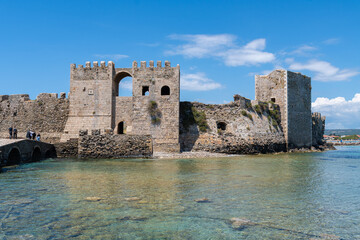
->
[71,61,115,70]
[131,60,180,69]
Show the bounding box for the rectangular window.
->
[142,86,149,96]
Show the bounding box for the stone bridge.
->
[0,139,56,167]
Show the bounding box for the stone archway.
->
[31,147,42,162]
[7,148,21,166]
[114,71,133,97]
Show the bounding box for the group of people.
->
[8,127,41,141]
[26,130,41,141]
[8,127,18,139]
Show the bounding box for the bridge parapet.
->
[0,139,56,167]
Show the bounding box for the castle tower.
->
[255,70,312,149]
[61,61,115,141]
[127,60,180,153]
[61,60,180,153]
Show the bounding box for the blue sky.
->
[1,0,360,129]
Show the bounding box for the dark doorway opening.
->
[7,148,21,166]
[32,147,42,162]
[271,98,276,103]
[161,86,170,95]
[118,121,124,134]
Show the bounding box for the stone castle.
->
[0,61,326,158]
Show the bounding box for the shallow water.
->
[1,146,360,239]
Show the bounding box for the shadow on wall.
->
[179,102,200,151]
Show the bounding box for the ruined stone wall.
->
[78,132,152,158]
[0,93,69,143]
[180,101,286,154]
[130,61,180,153]
[61,61,115,142]
[287,71,312,148]
[312,112,325,147]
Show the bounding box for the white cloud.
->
[323,38,340,45]
[221,39,275,66]
[289,59,359,81]
[167,34,275,66]
[291,45,317,55]
[181,72,222,91]
[94,54,128,60]
[119,78,132,90]
[167,34,235,58]
[312,93,360,129]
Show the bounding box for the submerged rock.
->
[116,216,148,221]
[85,197,103,201]
[194,198,210,203]
[229,217,255,230]
[124,197,141,201]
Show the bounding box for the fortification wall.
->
[180,101,286,154]
[312,112,326,147]
[287,71,312,148]
[0,93,69,143]
[78,131,152,158]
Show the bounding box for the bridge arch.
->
[31,146,42,162]
[7,147,21,166]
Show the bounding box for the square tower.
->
[255,70,312,149]
[61,61,115,141]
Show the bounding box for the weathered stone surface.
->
[78,134,152,158]
[0,94,69,143]
[180,101,286,154]
[54,138,78,158]
[312,112,326,147]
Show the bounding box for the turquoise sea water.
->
[1,146,360,239]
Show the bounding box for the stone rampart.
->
[0,93,69,143]
[78,131,152,158]
[180,101,286,154]
[312,112,326,147]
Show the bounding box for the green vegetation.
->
[269,109,280,123]
[180,103,209,133]
[254,104,262,114]
[340,135,359,140]
[245,101,252,109]
[148,100,162,125]
[192,107,208,132]
[241,110,253,121]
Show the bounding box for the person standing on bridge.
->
[8,127,13,139]
[26,130,31,139]
[36,133,41,141]
[13,128,17,139]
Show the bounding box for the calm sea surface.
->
[1,146,360,239]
